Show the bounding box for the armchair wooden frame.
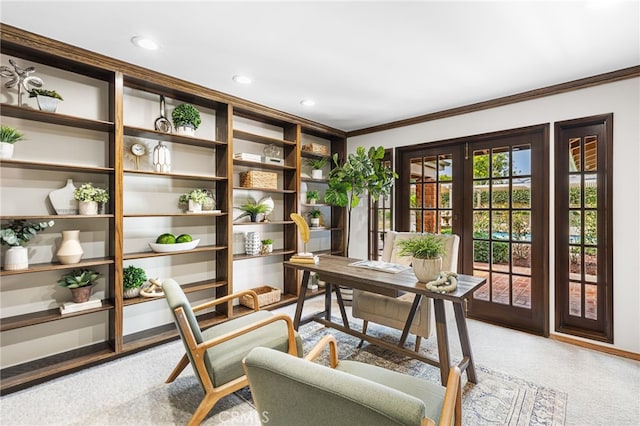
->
[167,289,299,426]
[306,335,462,426]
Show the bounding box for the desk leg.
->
[399,294,422,347]
[324,282,332,320]
[333,285,350,329]
[433,299,451,386]
[293,270,311,330]
[454,301,477,383]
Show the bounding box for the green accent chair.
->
[163,279,302,426]
[243,335,461,426]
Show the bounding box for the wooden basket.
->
[240,171,278,189]
[240,286,281,309]
[302,143,329,155]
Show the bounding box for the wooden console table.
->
[285,255,486,385]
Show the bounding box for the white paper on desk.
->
[348,260,410,274]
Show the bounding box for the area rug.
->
[1,320,566,426]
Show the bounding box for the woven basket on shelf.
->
[240,286,281,309]
[302,143,329,155]
[240,171,278,189]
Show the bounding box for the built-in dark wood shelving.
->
[124,212,227,218]
[0,300,115,332]
[124,125,226,148]
[0,257,114,276]
[301,177,329,183]
[233,129,296,147]
[123,279,228,306]
[232,186,295,194]
[122,245,226,260]
[233,248,296,261]
[0,159,114,173]
[0,104,114,132]
[233,159,296,171]
[301,150,330,159]
[123,169,226,181]
[232,220,294,226]
[1,215,113,220]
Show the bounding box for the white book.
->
[60,298,102,315]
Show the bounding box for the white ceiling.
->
[2,1,639,132]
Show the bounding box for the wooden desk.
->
[285,255,486,385]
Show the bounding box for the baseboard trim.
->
[549,333,640,361]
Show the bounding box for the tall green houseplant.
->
[325,146,396,255]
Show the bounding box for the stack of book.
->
[289,254,319,264]
[60,298,102,315]
[233,152,262,163]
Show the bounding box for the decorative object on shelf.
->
[123,265,147,299]
[240,170,277,189]
[59,298,102,315]
[325,146,397,256]
[244,231,261,255]
[0,58,44,106]
[178,188,209,213]
[171,103,201,136]
[57,268,102,303]
[307,156,329,180]
[0,125,25,159]
[258,196,274,222]
[154,95,172,133]
[307,208,322,227]
[397,234,445,282]
[302,142,329,156]
[73,183,109,215]
[140,278,165,298]
[233,152,262,163]
[240,285,281,309]
[149,232,199,252]
[263,144,283,165]
[290,213,312,256]
[56,230,83,265]
[425,271,458,293]
[236,198,270,222]
[1,219,54,270]
[49,179,78,215]
[125,140,151,170]
[261,239,273,254]
[306,190,319,205]
[28,88,63,112]
[152,140,171,172]
[201,189,216,211]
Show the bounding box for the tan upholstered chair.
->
[352,231,460,350]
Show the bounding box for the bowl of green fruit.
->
[149,233,199,253]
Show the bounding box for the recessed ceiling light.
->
[300,99,316,107]
[232,75,252,84]
[131,36,159,50]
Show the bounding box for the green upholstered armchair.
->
[243,335,461,426]
[163,279,303,426]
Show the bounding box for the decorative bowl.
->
[149,239,200,253]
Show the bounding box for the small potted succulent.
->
[0,125,25,159]
[178,188,209,213]
[237,199,270,222]
[1,219,55,270]
[397,235,445,282]
[29,88,63,113]
[307,156,329,179]
[171,103,201,136]
[306,208,322,227]
[261,238,274,254]
[123,265,147,299]
[73,183,109,215]
[306,190,319,205]
[57,268,102,303]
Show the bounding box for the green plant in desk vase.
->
[397,235,453,286]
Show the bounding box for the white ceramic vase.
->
[49,179,78,215]
[311,169,323,179]
[188,200,202,213]
[245,232,261,255]
[123,286,142,299]
[56,230,83,264]
[36,95,59,113]
[152,141,171,172]
[0,142,15,159]
[310,217,320,227]
[175,125,195,136]
[4,246,29,270]
[412,256,443,282]
[79,201,98,215]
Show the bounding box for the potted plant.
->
[307,156,329,179]
[306,190,319,205]
[171,103,201,136]
[58,268,102,303]
[237,199,270,222]
[1,219,55,270]
[74,183,109,215]
[178,188,209,213]
[0,125,25,159]
[307,208,322,227]
[123,265,147,299]
[397,235,446,282]
[261,239,274,254]
[325,146,397,256]
[29,88,63,113]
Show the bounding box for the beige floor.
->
[277,293,640,426]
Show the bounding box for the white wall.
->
[347,78,640,354]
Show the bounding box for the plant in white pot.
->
[73,183,109,215]
[305,190,319,205]
[29,88,63,112]
[0,125,25,159]
[307,156,329,179]
[397,235,445,282]
[57,268,102,303]
[123,265,147,299]
[1,219,55,270]
[261,239,274,254]
[171,103,201,136]
[306,208,322,228]
[178,188,209,213]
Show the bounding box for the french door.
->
[396,125,549,335]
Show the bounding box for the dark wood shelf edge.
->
[123,280,228,306]
[233,129,296,147]
[0,103,114,132]
[233,249,296,261]
[122,245,227,260]
[0,159,114,173]
[1,300,115,332]
[124,125,226,147]
[0,257,114,276]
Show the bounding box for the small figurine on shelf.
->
[0,58,44,106]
